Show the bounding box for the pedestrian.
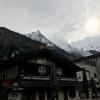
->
[82,68,89,99]
[90,77,97,98]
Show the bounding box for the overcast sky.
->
[0,0,100,46]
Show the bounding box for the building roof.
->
[0,48,82,71]
[74,52,100,62]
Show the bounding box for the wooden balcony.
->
[19,75,77,87]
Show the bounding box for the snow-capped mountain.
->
[58,43,96,56]
[76,49,93,56]
[25,30,98,57]
[71,35,100,56]
[25,31,84,59]
[25,30,78,52]
[0,27,80,60]
[26,31,77,51]
[25,30,55,47]
[0,27,44,60]
[56,42,78,53]
[55,42,98,56]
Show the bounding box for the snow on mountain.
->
[25,30,97,57]
[25,31,83,60]
[71,35,100,51]
[56,42,78,52]
[25,30,55,47]
[55,42,95,56]
[77,50,93,56]
[25,30,78,52]
[81,42,100,51]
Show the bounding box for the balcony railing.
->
[20,75,77,82]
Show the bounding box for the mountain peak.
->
[0,27,6,29]
[26,30,99,57]
[37,30,41,33]
[0,27,45,60]
[26,31,55,47]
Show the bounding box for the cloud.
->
[0,0,100,45]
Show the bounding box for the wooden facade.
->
[0,48,82,100]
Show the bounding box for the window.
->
[2,71,7,78]
[96,82,99,85]
[38,66,46,75]
[94,73,97,78]
[56,68,62,76]
[78,77,81,79]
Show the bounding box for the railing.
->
[20,75,77,82]
[58,77,77,82]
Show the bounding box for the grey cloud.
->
[0,0,100,46]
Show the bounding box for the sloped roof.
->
[74,52,100,62]
[0,48,82,71]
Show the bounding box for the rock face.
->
[0,27,44,60]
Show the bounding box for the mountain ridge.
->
[0,27,45,60]
[25,30,83,59]
[71,35,100,51]
[0,27,81,61]
[26,30,98,57]
[0,27,98,61]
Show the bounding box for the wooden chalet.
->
[0,48,82,100]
